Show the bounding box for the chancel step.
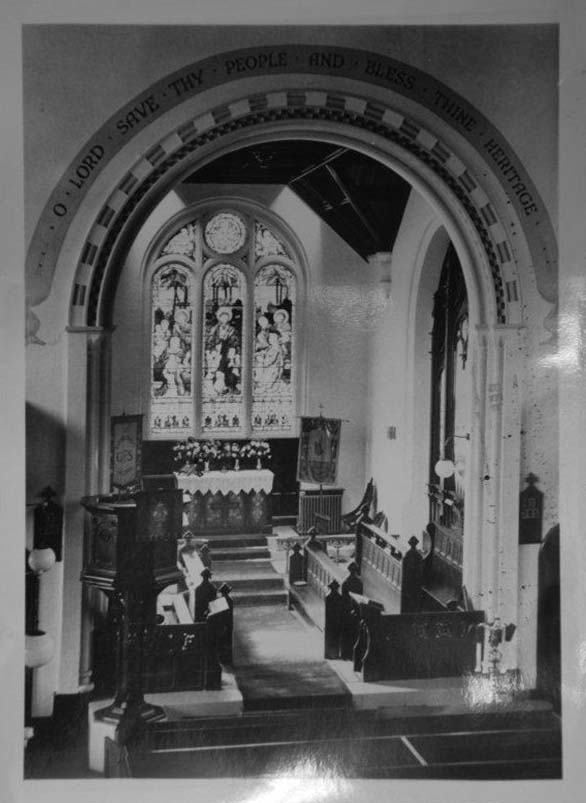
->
[230,588,288,605]
[206,536,288,607]
[211,546,271,561]
[143,706,367,750]
[206,534,269,549]
[215,574,284,592]
[124,707,561,779]
[212,559,275,575]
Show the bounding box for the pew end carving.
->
[353,607,485,683]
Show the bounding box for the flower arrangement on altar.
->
[173,437,271,473]
[239,440,271,460]
[240,440,272,470]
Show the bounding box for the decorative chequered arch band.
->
[73,90,520,327]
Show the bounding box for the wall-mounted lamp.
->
[25,631,55,669]
[27,547,56,575]
[434,433,470,479]
[25,547,57,670]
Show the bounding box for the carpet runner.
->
[231,604,350,711]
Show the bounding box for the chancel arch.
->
[25,44,556,701]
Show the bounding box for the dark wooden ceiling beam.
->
[324,164,382,251]
[289,146,348,183]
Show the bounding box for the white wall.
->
[365,188,558,686]
[367,190,440,538]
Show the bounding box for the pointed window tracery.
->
[148,208,299,439]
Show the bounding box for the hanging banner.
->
[110,414,143,492]
[297,417,342,485]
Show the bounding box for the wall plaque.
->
[519,473,543,544]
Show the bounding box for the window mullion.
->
[242,220,255,438]
[193,222,203,437]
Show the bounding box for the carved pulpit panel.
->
[90,513,118,573]
[135,489,184,588]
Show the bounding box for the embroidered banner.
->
[297,417,342,485]
[110,414,143,491]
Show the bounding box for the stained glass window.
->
[150,264,194,436]
[160,223,198,260]
[255,221,288,257]
[201,264,245,433]
[252,265,296,432]
[149,209,299,439]
[204,211,247,254]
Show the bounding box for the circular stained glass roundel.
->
[204,211,247,254]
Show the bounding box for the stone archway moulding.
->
[26,45,557,327]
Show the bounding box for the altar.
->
[176,469,274,535]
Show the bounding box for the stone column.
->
[80,328,113,690]
[493,326,524,670]
[463,325,488,609]
[475,325,524,666]
[57,326,110,695]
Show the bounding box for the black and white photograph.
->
[2,1,586,801]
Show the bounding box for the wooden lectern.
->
[81,490,183,733]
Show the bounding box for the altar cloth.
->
[176,469,274,496]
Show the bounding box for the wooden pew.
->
[352,601,484,682]
[355,520,431,614]
[145,566,232,692]
[289,528,485,683]
[287,534,365,656]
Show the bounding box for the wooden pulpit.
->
[81,490,184,731]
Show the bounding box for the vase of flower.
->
[235,458,240,471]
[256,457,262,470]
[204,460,210,473]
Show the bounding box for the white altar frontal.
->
[176,470,274,535]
